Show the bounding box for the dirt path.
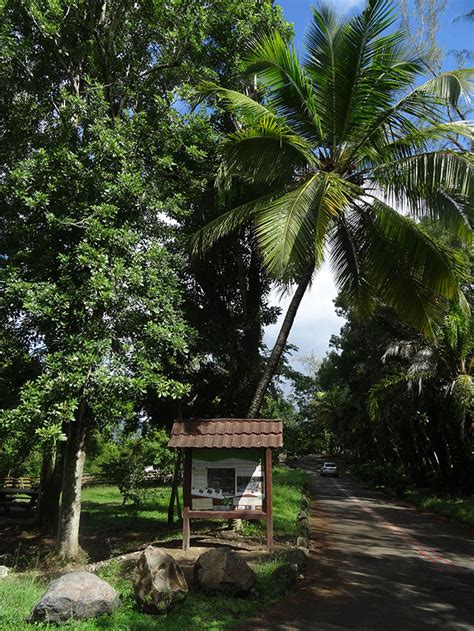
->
[236,458,474,631]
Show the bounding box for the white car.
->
[320,462,339,477]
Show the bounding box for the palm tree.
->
[193,0,473,417]
[368,305,473,488]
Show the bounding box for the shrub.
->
[101,429,175,506]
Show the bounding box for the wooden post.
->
[182,448,191,551]
[264,447,273,551]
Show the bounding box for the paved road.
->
[242,460,474,630]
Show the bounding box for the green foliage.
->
[194,0,473,338]
[0,0,292,469]
[351,461,411,497]
[100,430,175,506]
[316,232,473,492]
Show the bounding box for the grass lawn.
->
[404,489,474,528]
[0,467,308,630]
[77,467,308,558]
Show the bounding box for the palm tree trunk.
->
[247,266,313,418]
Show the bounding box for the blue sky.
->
[279,0,473,61]
[265,0,473,370]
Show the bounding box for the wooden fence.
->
[0,477,39,489]
[1,471,173,489]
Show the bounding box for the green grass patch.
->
[80,466,308,551]
[0,558,290,631]
[272,467,308,537]
[81,484,179,532]
[405,489,474,527]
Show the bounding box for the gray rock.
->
[194,548,255,595]
[284,547,309,569]
[297,517,310,536]
[134,546,188,614]
[296,535,309,549]
[30,571,120,623]
[0,566,9,579]
[272,563,298,587]
[297,546,310,558]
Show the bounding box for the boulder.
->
[284,547,309,570]
[30,571,120,623]
[296,535,309,549]
[134,546,188,614]
[297,517,310,537]
[0,566,9,580]
[194,548,255,595]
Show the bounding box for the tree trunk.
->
[167,450,182,526]
[38,445,64,534]
[247,266,314,418]
[57,401,90,561]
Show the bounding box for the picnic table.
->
[0,485,39,513]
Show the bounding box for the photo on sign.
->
[206,468,235,496]
[236,475,262,496]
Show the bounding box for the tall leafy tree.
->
[0,0,291,559]
[194,0,473,417]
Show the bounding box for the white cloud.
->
[264,261,346,367]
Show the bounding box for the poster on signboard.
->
[191,448,264,510]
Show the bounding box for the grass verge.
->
[347,465,474,528]
[404,489,474,528]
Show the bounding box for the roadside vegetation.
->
[345,462,474,528]
[405,490,474,528]
[0,558,290,631]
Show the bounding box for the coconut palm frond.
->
[198,81,278,124]
[418,68,474,106]
[329,209,375,314]
[348,69,474,165]
[245,31,324,141]
[372,151,473,241]
[351,200,467,337]
[253,173,329,280]
[219,116,317,188]
[191,193,274,255]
